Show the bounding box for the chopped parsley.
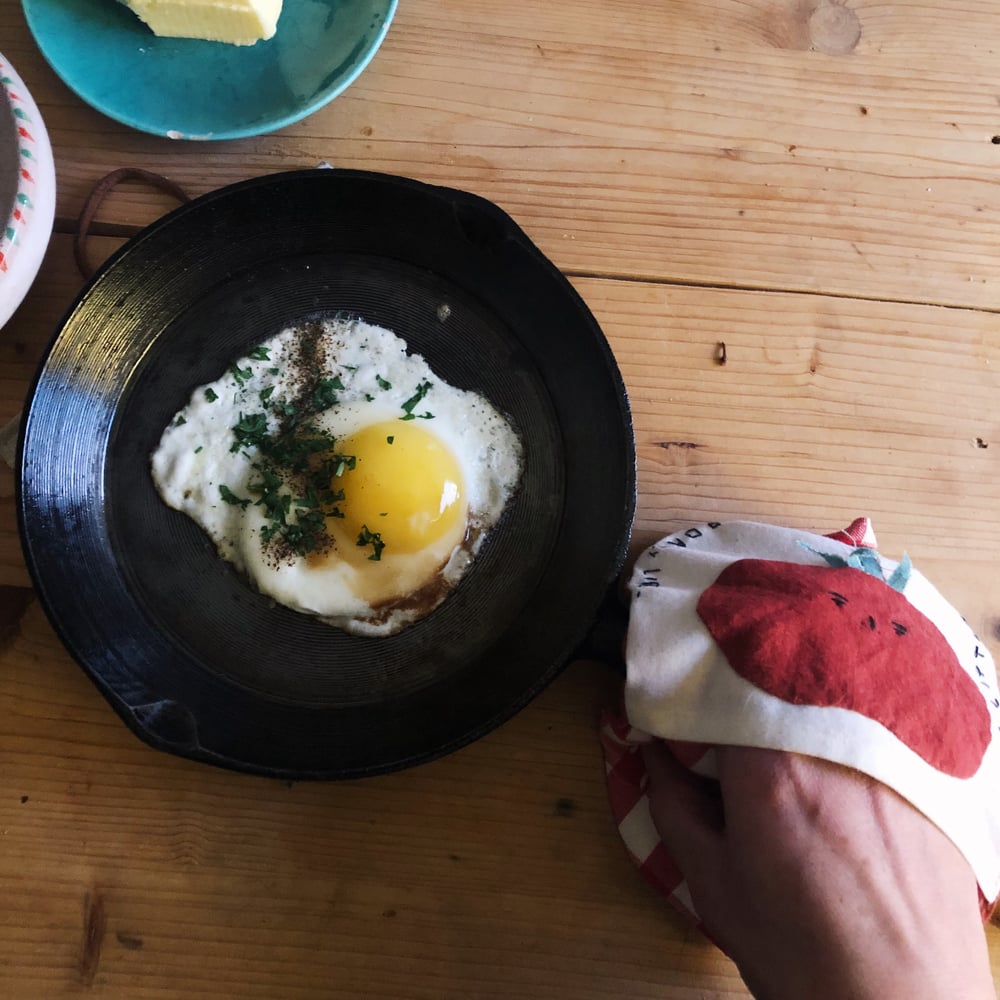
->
[225,407,358,557]
[251,463,293,534]
[310,376,343,411]
[219,484,250,509]
[218,327,396,560]
[279,400,300,427]
[230,363,254,387]
[275,427,343,469]
[280,509,327,554]
[357,524,385,561]
[171,414,187,428]
[401,380,432,417]
[332,455,356,478]
[248,440,354,555]
[194,446,203,454]
[204,388,218,403]
[386,435,394,444]
[399,381,434,419]
[230,412,270,453]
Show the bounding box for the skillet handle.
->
[571,584,628,676]
[127,700,201,753]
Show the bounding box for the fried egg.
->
[151,316,522,636]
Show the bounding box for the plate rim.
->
[20,0,399,139]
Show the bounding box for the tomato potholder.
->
[600,518,1000,923]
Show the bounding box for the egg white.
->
[151,316,522,636]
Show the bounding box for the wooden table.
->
[2,0,1000,995]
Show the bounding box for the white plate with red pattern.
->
[0,53,56,331]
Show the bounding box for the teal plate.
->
[22,0,397,139]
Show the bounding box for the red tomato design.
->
[696,559,991,779]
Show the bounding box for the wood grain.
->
[6,1,1000,308]
[579,276,1000,646]
[4,0,1000,995]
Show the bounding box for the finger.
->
[642,742,726,890]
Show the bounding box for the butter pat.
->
[123,0,282,45]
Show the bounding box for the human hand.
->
[643,743,996,1000]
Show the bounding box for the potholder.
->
[600,519,1000,923]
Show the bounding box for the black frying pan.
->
[17,169,635,778]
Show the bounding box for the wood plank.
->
[7,0,1000,307]
[595,279,1000,550]
[579,277,1000,649]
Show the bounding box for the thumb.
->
[642,742,727,908]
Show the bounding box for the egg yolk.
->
[335,420,465,556]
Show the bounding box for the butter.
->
[123,0,283,45]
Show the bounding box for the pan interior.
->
[106,254,565,706]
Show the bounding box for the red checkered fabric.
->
[599,710,701,922]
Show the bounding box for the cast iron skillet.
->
[17,169,636,779]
